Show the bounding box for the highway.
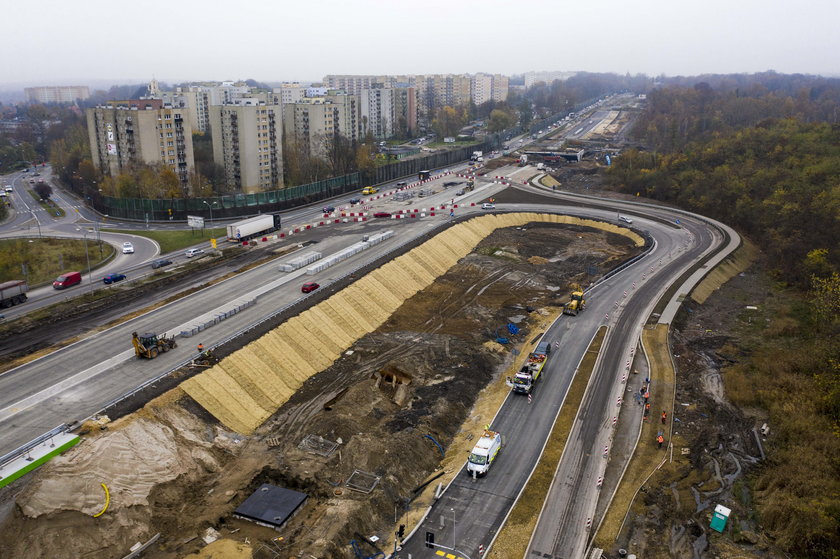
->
[0,164,502,457]
[397,191,721,559]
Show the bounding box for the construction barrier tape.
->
[93,483,110,518]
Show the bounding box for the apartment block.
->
[471,74,494,106]
[25,86,90,104]
[208,103,283,193]
[282,94,360,158]
[524,71,576,88]
[86,99,194,188]
[273,83,304,105]
[360,88,395,139]
[323,75,395,94]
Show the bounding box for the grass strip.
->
[593,324,675,546]
[690,238,758,304]
[102,227,227,254]
[487,326,607,558]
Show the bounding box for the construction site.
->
[0,210,643,559]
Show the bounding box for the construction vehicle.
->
[563,284,586,316]
[466,179,475,191]
[467,429,502,478]
[510,340,551,394]
[132,331,177,359]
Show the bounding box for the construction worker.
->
[644,391,650,403]
[661,411,667,424]
[197,343,204,353]
[644,403,651,416]
[657,434,664,449]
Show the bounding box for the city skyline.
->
[2,0,839,87]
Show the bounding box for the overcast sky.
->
[3,0,838,87]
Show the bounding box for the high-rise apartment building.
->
[86,99,195,188]
[360,88,395,139]
[273,83,305,105]
[491,74,510,102]
[471,74,494,106]
[25,86,90,104]
[323,75,394,94]
[208,103,283,193]
[282,94,360,158]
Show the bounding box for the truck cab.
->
[467,429,502,477]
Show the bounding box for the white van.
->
[467,429,502,477]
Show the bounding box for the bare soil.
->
[613,260,785,558]
[0,223,639,559]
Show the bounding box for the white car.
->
[482,203,496,210]
[618,216,633,224]
[185,248,205,258]
[4,185,12,192]
[122,242,134,254]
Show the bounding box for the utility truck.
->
[470,150,483,161]
[0,280,28,308]
[467,429,502,478]
[511,340,552,394]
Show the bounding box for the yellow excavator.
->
[563,284,586,316]
[132,331,177,359]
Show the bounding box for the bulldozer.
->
[132,331,177,359]
[563,284,586,316]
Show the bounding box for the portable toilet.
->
[710,504,731,533]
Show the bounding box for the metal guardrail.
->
[0,424,67,469]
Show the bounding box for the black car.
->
[322,206,335,214]
[443,181,460,187]
[348,198,361,205]
[151,258,172,269]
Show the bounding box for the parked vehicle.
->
[185,248,205,258]
[0,280,28,308]
[151,258,173,269]
[226,214,282,242]
[301,282,320,293]
[373,212,392,218]
[511,340,552,394]
[53,271,82,289]
[467,429,503,477]
[103,273,127,284]
[122,242,134,254]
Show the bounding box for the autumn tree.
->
[431,106,465,138]
[487,108,517,132]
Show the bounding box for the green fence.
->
[91,140,492,222]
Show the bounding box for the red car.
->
[301,282,320,293]
[373,212,391,218]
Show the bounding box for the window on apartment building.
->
[164,114,171,119]
[168,150,175,155]
[165,123,172,128]
[167,132,173,137]
[167,141,174,146]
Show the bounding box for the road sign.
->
[187,215,205,229]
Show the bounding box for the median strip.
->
[487,326,607,558]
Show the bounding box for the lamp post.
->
[80,228,92,291]
[202,200,214,230]
[451,508,456,550]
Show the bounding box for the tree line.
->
[607,78,840,557]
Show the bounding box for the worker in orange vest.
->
[661,411,667,424]
[644,391,650,403]
[644,403,651,416]
[197,343,205,354]
[657,434,664,449]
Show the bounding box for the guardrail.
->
[0,424,67,470]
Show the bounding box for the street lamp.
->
[451,508,456,550]
[78,228,93,291]
[202,200,214,230]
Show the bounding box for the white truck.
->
[536,162,545,171]
[226,214,282,242]
[510,340,551,395]
[467,429,502,478]
[470,150,483,162]
[0,280,28,309]
[519,154,528,166]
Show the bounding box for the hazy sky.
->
[3,0,838,86]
